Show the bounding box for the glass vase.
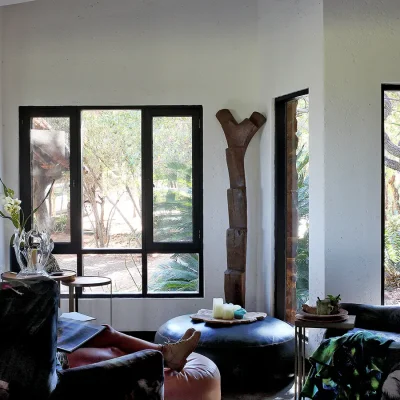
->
[13,229,54,277]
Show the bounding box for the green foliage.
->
[295,121,310,310]
[149,253,199,292]
[53,214,68,233]
[153,162,193,242]
[326,294,341,304]
[385,215,400,288]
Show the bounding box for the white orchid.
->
[0,178,54,237]
[4,198,22,216]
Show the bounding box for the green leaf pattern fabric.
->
[302,331,393,399]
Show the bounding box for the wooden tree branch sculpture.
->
[216,109,267,307]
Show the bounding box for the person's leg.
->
[67,325,201,372]
[67,347,127,368]
[85,325,161,353]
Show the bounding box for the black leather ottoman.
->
[155,314,295,393]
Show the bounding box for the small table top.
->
[294,315,356,329]
[1,270,76,283]
[61,276,111,288]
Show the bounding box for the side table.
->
[294,315,356,399]
[61,276,112,325]
[1,270,76,306]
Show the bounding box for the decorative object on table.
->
[212,298,224,319]
[316,293,341,315]
[216,109,267,307]
[13,228,54,276]
[191,309,266,325]
[234,308,247,320]
[44,253,62,274]
[0,177,55,276]
[211,298,244,320]
[326,294,341,314]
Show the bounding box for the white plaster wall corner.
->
[257,0,325,315]
[323,0,396,305]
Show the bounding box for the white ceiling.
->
[0,0,34,6]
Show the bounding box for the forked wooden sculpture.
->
[216,109,267,307]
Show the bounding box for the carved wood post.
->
[216,110,267,307]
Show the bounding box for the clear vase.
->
[13,229,54,277]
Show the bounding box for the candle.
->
[212,298,224,319]
[233,304,241,311]
[222,304,234,320]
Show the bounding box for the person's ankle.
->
[162,330,201,372]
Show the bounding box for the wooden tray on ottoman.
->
[190,309,267,325]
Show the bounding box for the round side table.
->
[1,270,76,283]
[1,270,76,309]
[61,276,112,325]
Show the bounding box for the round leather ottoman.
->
[155,315,295,393]
[164,352,221,400]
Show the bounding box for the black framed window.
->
[275,90,309,322]
[19,106,203,298]
[382,85,400,305]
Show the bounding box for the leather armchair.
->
[0,278,164,400]
[325,303,400,399]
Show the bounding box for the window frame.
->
[274,89,309,321]
[19,105,204,299]
[381,84,400,305]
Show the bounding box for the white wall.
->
[0,0,33,6]
[323,0,400,304]
[2,0,261,330]
[257,0,325,315]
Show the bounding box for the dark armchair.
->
[325,302,400,399]
[0,278,164,400]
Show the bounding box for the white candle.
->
[212,298,224,319]
[222,304,234,320]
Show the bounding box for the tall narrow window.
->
[19,106,203,298]
[275,90,309,322]
[383,86,400,305]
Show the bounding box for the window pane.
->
[53,254,77,294]
[148,253,199,293]
[81,110,142,249]
[153,117,193,243]
[384,90,400,304]
[83,254,142,294]
[285,95,309,322]
[31,117,70,242]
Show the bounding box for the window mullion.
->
[142,108,153,295]
[69,108,82,260]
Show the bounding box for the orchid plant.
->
[0,178,55,243]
